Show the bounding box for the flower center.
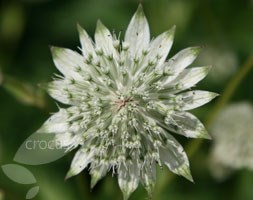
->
[114,97,133,111]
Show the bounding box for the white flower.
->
[209,102,253,180]
[37,5,217,199]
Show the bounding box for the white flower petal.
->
[137,26,175,75]
[77,24,97,59]
[149,26,175,65]
[55,132,83,151]
[36,109,69,133]
[118,160,139,200]
[125,5,150,58]
[141,162,156,197]
[95,20,118,59]
[166,111,211,139]
[168,66,211,91]
[177,90,218,110]
[65,148,93,179]
[47,79,90,105]
[90,163,109,188]
[159,137,193,181]
[50,47,85,80]
[36,107,84,134]
[161,47,202,84]
[47,80,74,105]
[165,47,202,73]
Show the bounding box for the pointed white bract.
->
[37,5,216,199]
[176,90,218,111]
[77,24,96,59]
[118,160,140,200]
[125,5,150,58]
[147,26,175,67]
[65,148,94,179]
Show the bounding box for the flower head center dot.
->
[115,96,134,111]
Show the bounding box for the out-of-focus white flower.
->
[36,5,216,199]
[210,102,253,180]
[197,46,238,83]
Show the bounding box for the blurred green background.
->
[0,0,253,199]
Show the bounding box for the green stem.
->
[154,55,253,197]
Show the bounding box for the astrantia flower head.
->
[38,5,217,199]
[210,102,253,180]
